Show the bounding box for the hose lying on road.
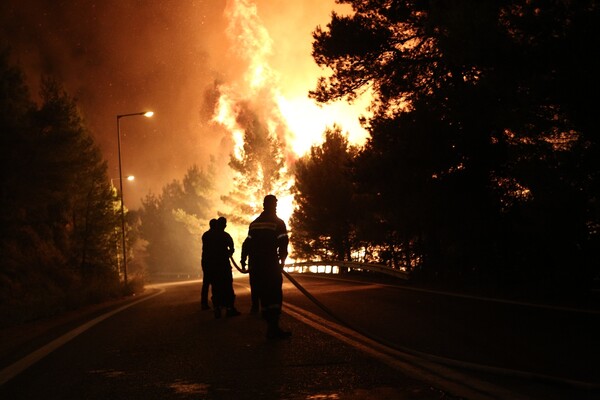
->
[280,268,352,327]
[232,257,599,391]
[229,256,348,327]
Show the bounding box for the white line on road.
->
[0,288,165,386]
[284,302,525,400]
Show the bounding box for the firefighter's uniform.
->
[243,195,291,339]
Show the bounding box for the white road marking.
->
[283,302,523,400]
[0,288,165,386]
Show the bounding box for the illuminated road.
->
[0,274,598,399]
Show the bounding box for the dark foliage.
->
[302,0,599,289]
[290,127,359,261]
[0,52,121,325]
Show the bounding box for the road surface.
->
[1,273,598,399]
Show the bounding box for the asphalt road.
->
[284,274,600,399]
[1,274,598,399]
[0,278,449,400]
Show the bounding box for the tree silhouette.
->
[291,127,358,261]
[1,54,121,324]
[310,1,599,286]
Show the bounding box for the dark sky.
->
[0,0,369,213]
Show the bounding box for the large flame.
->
[212,0,370,251]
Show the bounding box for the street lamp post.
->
[116,111,153,286]
[110,175,135,275]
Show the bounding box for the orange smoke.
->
[213,0,371,229]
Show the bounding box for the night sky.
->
[0,0,368,209]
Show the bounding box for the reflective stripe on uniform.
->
[249,221,277,231]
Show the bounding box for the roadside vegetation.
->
[0,51,129,326]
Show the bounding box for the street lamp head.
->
[117,111,155,119]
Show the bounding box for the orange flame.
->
[213,0,371,240]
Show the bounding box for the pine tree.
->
[291,127,358,261]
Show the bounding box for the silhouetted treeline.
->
[0,52,122,326]
[291,127,360,261]
[139,164,216,278]
[292,1,599,290]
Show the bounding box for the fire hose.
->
[229,256,347,326]
[229,256,248,274]
[229,256,407,356]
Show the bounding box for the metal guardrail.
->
[147,261,411,282]
[284,260,410,280]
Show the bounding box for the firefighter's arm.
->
[276,222,289,267]
[240,237,249,270]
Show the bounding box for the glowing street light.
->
[110,175,135,187]
[116,111,153,286]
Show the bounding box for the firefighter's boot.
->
[264,309,291,340]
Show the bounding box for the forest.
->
[1,1,599,326]
[291,0,599,292]
[0,55,124,325]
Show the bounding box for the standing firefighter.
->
[241,236,260,313]
[242,194,291,339]
[204,216,241,318]
[200,219,218,310]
